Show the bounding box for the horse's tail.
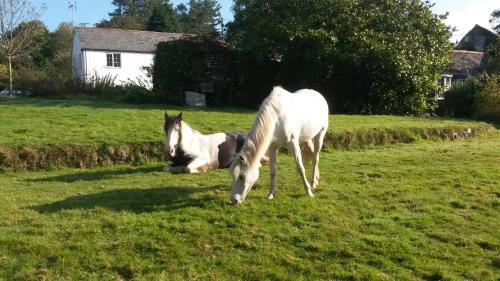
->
[300,141,314,164]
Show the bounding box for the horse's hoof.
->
[307,192,315,198]
[162,166,171,172]
[267,194,274,200]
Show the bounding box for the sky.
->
[31,0,234,29]
[31,0,498,42]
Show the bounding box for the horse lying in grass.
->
[163,112,247,174]
[229,86,329,203]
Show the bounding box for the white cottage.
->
[72,28,186,89]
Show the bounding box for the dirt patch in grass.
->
[0,124,495,171]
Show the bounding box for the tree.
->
[228,0,452,114]
[44,23,73,69]
[491,9,500,34]
[0,0,45,94]
[17,20,49,68]
[96,15,145,30]
[146,3,179,32]
[181,0,222,35]
[488,10,500,74]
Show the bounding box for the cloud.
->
[431,0,496,42]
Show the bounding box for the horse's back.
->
[273,87,329,140]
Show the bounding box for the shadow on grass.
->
[28,165,163,182]
[35,185,222,213]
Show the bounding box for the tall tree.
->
[146,3,179,32]
[96,15,145,29]
[228,0,452,114]
[179,0,222,34]
[0,0,45,95]
[490,9,500,34]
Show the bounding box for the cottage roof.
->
[456,24,498,52]
[450,50,490,78]
[74,27,188,53]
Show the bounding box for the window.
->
[106,53,121,68]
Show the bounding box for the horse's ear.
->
[164,111,168,119]
[177,112,183,120]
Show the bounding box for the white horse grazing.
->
[164,112,246,173]
[229,86,329,203]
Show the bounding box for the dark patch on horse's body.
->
[170,148,194,167]
[218,133,247,168]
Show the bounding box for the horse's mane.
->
[242,86,284,166]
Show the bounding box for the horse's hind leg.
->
[311,129,326,189]
[291,139,314,197]
[185,157,211,173]
[267,146,279,200]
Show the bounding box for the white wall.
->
[83,50,154,89]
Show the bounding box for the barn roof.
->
[450,50,490,78]
[74,27,189,53]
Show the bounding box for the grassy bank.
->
[0,98,496,171]
[0,133,499,280]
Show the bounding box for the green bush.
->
[153,37,279,108]
[444,81,478,117]
[153,37,237,106]
[444,74,500,123]
[473,74,500,123]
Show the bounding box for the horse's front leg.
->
[267,146,279,200]
[184,157,211,173]
[290,139,314,197]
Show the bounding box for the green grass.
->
[1,133,499,280]
[0,97,492,146]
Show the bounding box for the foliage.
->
[0,0,45,92]
[444,81,479,118]
[12,23,73,96]
[96,15,145,30]
[0,64,8,88]
[0,133,499,279]
[487,38,500,74]
[153,37,236,105]
[228,0,453,114]
[473,74,500,123]
[445,74,500,124]
[153,36,282,107]
[491,9,500,34]
[102,0,222,35]
[178,0,222,35]
[146,4,180,32]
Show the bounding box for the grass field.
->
[0,132,499,280]
[0,98,493,146]
[1,97,495,171]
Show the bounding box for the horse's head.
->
[229,153,259,204]
[164,111,183,159]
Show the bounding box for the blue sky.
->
[32,0,497,42]
[31,0,234,29]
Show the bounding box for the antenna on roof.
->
[68,1,77,27]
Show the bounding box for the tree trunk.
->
[8,56,13,97]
